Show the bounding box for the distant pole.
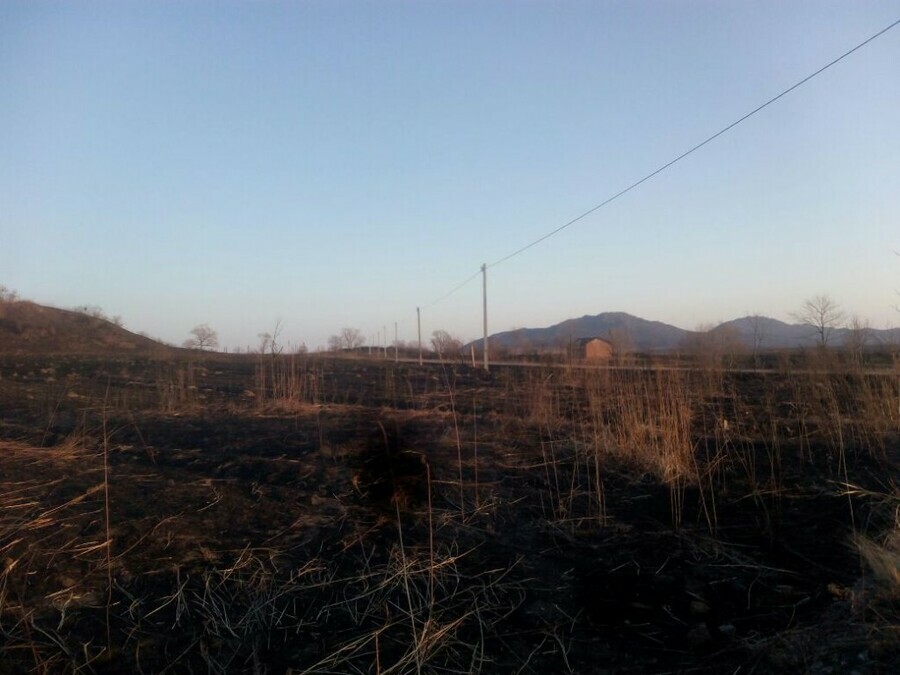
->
[482,263,488,371]
[383,325,387,359]
[417,307,423,366]
[394,322,398,362]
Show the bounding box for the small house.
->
[576,337,614,361]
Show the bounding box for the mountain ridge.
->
[486,312,900,353]
[3,299,898,356]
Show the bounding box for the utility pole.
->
[417,307,423,366]
[394,322,398,363]
[383,325,387,359]
[482,263,488,371]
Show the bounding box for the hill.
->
[485,312,900,354]
[0,300,172,356]
[714,315,900,350]
[487,312,690,353]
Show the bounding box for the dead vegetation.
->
[1,353,898,673]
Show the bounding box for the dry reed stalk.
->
[855,532,900,591]
[439,366,466,519]
[392,499,422,674]
[472,394,480,509]
[101,384,113,652]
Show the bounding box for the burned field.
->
[1,355,898,673]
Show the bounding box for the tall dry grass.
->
[487,352,899,533]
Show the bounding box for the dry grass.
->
[2,352,900,672]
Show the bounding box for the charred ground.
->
[0,354,898,673]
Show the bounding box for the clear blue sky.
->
[2,1,898,351]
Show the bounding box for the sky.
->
[2,1,899,351]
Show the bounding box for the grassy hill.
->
[0,300,172,356]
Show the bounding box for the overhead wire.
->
[488,16,900,269]
[385,16,900,340]
[421,269,483,310]
[372,269,481,342]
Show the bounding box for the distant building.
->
[575,337,614,361]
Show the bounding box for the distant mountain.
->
[0,300,172,355]
[484,312,900,353]
[711,316,814,349]
[714,316,900,350]
[486,312,689,353]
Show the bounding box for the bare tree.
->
[431,329,462,360]
[270,319,285,355]
[75,305,108,320]
[328,327,365,351]
[0,285,19,303]
[341,327,365,350]
[257,332,272,354]
[747,313,768,368]
[683,323,745,369]
[607,327,634,366]
[845,315,870,364]
[793,295,845,347]
[257,320,285,356]
[183,324,219,351]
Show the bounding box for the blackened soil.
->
[0,355,897,674]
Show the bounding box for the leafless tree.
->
[0,285,19,303]
[431,329,463,360]
[75,305,108,320]
[257,319,285,356]
[793,295,845,347]
[184,324,219,351]
[327,327,365,352]
[845,315,870,364]
[257,332,272,354]
[683,323,745,369]
[747,314,768,368]
[341,327,365,350]
[607,327,634,366]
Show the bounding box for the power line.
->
[488,16,900,269]
[389,16,899,343]
[377,269,480,344]
[420,268,482,310]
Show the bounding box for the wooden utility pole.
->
[394,322,398,362]
[383,325,387,359]
[482,263,488,371]
[417,307,423,366]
